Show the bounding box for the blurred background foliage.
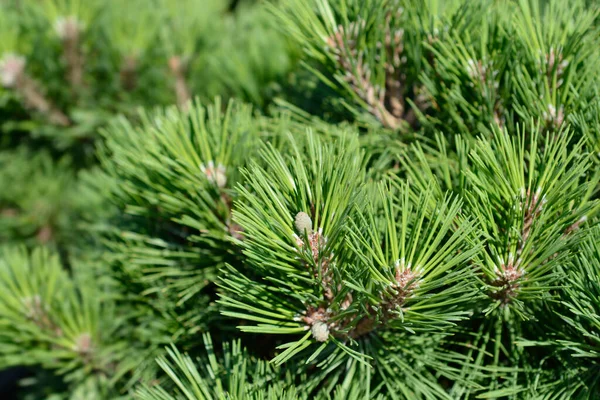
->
[0,1,306,394]
[0,0,311,254]
[0,0,304,153]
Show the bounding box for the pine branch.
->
[137,335,301,400]
[0,53,71,126]
[219,130,483,378]
[0,246,155,397]
[462,124,598,315]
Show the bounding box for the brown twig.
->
[168,55,191,110]
[22,295,63,336]
[1,53,71,126]
[19,76,71,126]
[56,17,84,91]
[120,55,138,91]
[349,263,421,339]
[518,188,546,257]
[489,189,544,304]
[564,215,587,236]
[326,13,426,130]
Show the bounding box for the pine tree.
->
[2,0,600,399]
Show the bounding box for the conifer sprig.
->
[100,99,261,323]
[137,334,300,400]
[104,0,162,92]
[101,99,258,251]
[220,132,368,352]
[558,227,600,360]
[510,0,600,131]
[39,0,101,91]
[221,130,483,372]
[0,4,71,126]
[531,226,600,398]
[0,246,151,397]
[463,125,598,315]
[347,179,481,335]
[274,0,425,130]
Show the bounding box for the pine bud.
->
[214,166,227,188]
[543,103,564,126]
[21,294,43,319]
[294,212,313,234]
[54,16,83,40]
[201,161,227,188]
[73,332,93,355]
[311,321,329,342]
[0,53,26,88]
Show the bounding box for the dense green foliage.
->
[2,0,600,399]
